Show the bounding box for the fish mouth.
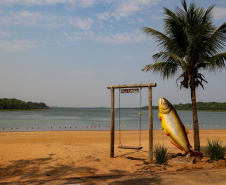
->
[159,98,172,113]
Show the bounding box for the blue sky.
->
[0,0,226,107]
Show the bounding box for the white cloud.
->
[66,0,99,9]
[112,0,160,20]
[0,10,59,28]
[99,24,104,29]
[0,30,14,36]
[63,31,95,41]
[95,29,147,44]
[0,38,57,52]
[96,0,161,22]
[1,0,161,31]
[213,7,226,20]
[63,32,82,41]
[97,11,111,21]
[63,29,148,44]
[75,17,93,30]
[0,10,93,30]
[0,39,39,52]
[0,0,74,6]
[0,0,102,8]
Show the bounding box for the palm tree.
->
[142,0,226,152]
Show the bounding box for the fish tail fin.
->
[190,150,203,157]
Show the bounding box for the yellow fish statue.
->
[158,98,191,155]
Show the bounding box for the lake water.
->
[0,108,225,132]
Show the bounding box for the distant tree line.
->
[173,102,226,111]
[143,102,226,112]
[0,98,50,110]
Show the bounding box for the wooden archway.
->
[107,83,157,160]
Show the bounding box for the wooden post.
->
[110,87,115,158]
[148,86,153,160]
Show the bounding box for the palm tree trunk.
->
[190,83,200,152]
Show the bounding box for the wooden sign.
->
[121,88,139,93]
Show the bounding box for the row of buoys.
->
[1,125,111,131]
[119,124,220,129]
[2,127,20,130]
[26,127,40,129]
[51,126,78,129]
[145,125,162,127]
[86,125,111,128]
[1,124,221,131]
[87,126,99,128]
[204,124,218,128]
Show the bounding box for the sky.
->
[0,0,226,107]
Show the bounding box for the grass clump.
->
[206,139,226,161]
[154,143,168,164]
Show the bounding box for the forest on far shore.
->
[0,98,50,110]
[145,102,226,112]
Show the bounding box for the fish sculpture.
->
[158,97,191,155]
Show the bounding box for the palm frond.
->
[163,7,187,53]
[176,72,208,89]
[176,73,189,89]
[195,73,208,89]
[152,52,187,70]
[204,53,226,71]
[142,27,171,48]
[180,0,188,12]
[142,61,179,80]
[209,22,226,51]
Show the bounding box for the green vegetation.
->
[0,98,50,110]
[154,143,168,164]
[174,102,226,111]
[143,102,226,111]
[142,106,158,110]
[206,139,226,161]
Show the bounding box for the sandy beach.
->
[0,129,226,184]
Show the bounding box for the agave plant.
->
[154,143,168,164]
[206,139,226,161]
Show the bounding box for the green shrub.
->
[154,143,168,164]
[206,139,226,161]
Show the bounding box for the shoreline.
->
[0,107,226,112]
[0,127,225,133]
[0,109,51,112]
[0,128,225,132]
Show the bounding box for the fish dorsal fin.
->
[158,113,162,121]
[163,129,170,136]
[184,125,189,134]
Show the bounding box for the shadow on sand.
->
[0,152,163,185]
[0,155,97,184]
